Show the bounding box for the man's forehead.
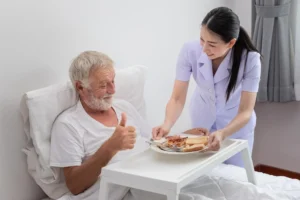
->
[90,67,115,81]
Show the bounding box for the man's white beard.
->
[84,91,113,111]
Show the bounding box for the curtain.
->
[293,0,300,100]
[252,0,295,102]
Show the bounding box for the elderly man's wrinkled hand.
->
[108,113,136,151]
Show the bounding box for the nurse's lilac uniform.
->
[176,40,261,167]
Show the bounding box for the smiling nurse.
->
[152,7,262,167]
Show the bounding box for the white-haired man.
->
[50,51,151,199]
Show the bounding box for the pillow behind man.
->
[21,58,149,199]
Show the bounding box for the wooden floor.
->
[255,164,300,180]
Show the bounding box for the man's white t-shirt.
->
[50,99,151,200]
[50,99,150,168]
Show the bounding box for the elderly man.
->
[50,51,151,199]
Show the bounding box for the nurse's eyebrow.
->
[201,37,217,44]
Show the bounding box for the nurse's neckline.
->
[212,49,231,69]
[211,49,231,75]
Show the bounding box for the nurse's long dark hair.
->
[202,7,261,101]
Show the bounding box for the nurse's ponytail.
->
[228,26,260,101]
[202,7,261,101]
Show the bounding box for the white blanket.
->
[57,164,300,200]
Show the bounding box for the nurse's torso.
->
[187,41,256,138]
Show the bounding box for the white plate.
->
[149,134,212,155]
[150,144,210,155]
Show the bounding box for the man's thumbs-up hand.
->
[107,113,136,151]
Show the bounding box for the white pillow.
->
[20,65,147,199]
[114,65,147,118]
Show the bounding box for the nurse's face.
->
[200,25,236,60]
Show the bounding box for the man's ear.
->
[75,81,85,95]
[228,38,237,48]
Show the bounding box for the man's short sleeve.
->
[50,121,84,167]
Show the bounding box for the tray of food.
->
[148,135,211,155]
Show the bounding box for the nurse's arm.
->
[164,80,189,129]
[221,91,257,138]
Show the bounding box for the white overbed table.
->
[99,139,256,200]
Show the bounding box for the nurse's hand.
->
[152,124,170,140]
[207,130,225,151]
[184,128,209,136]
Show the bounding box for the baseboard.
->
[255,164,300,180]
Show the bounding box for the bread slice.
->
[183,144,205,152]
[185,136,208,146]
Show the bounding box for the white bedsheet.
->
[56,164,300,200]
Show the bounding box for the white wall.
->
[220,0,252,35]
[0,1,228,199]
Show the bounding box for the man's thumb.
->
[119,113,127,127]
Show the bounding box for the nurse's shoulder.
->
[243,50,261,73]
[179,40,204,62]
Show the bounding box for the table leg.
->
[241,146,257,185]
[99,177,109,200]
[167,193,179,200]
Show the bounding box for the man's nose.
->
[107,85,115,94]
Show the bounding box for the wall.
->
[253,102,300,173]
[223,0,252,34]
[0,0,227,199]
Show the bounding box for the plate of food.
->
[148,135,210,155]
